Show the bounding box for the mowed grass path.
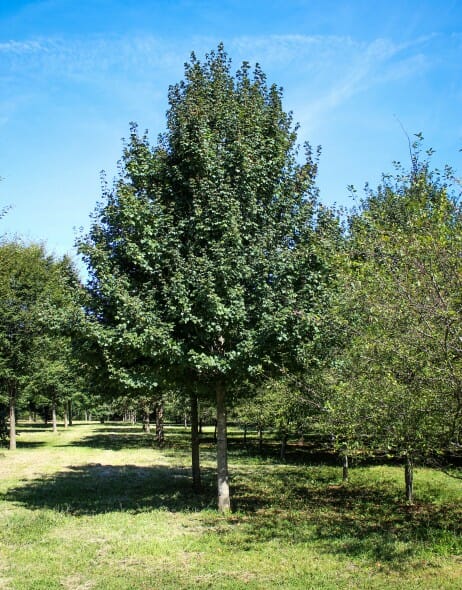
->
[0,422,461,589]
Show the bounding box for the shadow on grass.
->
[3,463,216,514]
[227,467,462,565]
[5,422,461,566]
[60,432,158,450]
[15,441,47,449]
[57,424,193,451]
[17,427,52,434]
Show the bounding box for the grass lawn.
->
[0,422,461,589]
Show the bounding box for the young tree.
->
[327,141,462,502]
[79,45,333,511]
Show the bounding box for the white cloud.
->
[230,34,434,134]
[0,31,442,134]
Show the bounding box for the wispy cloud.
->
[0,35,187,76]
[227,34,436,133]
[0,31,445,134]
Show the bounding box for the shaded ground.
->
[3,423,461,568]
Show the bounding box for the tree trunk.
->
[63,406,69,429]
[184,413,188,428]
[258,426,263,455]
[142,407,150,433]
[190,393,201,493]
[9,393,16,450]
[67,399,73,426]
[156,401,164,447]
[243,423,247,446]
[216,381,230,512]
[280,432,288,462]
[405,453,414,504]
[342,451,349,482]
[52,402,58,433]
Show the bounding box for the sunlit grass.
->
[0,421,460,589]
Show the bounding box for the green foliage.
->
[326,139,462,462]
[0,242,55,396]
[0,241,84,441]
[79,45,333,397]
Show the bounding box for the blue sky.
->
[1,0,461,274]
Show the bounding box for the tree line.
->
[1,45,460,509]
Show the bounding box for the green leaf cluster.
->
[79,45,333,398]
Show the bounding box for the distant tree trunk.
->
[156,401,164,447]
[63,405,69,429]
[405,453,414,504]
[142,406,151,433]
[280,431,288,462]
[216,381,230,512]
[342,451,349,482]
[9,392,16,450]
[243,423,247,445]
[190,393,201,493]
[52,401,58,433]
[258,426,263,455]
[67,400,73,426]
[199,417,203,434]
[84,410,88,422]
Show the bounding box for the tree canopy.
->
[79,45,335,510]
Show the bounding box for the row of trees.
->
[2,46,461,508]
[0,242,93,446]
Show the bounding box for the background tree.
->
[326,141,462,502]
[25,335,82,431]
[79,45,334,511]
[0,242,81,447]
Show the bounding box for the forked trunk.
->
[405,453,414,504]
[190,393,201,492]
[9,393,16,450]
[216,381,230,512]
